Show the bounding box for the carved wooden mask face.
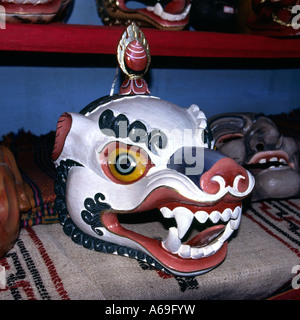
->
[209,113,300,201]
[51,23,254,276]
[52,95,255,276]
[96,0,191,30]
[247,0,300,37]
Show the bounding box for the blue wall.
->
[0,0,299,136]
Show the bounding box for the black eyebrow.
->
[98,109,167,153]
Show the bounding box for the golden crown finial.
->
[117,22,151,95]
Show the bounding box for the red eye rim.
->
[100,142,154,185]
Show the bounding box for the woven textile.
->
[0,199,299,300]
[1,130,58,227]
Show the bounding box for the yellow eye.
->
[101,142,153,184]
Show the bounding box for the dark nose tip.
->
[256,142,264,152]
[248,119,282,153]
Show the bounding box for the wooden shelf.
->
[1,23,300,58]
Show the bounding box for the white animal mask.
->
[52,24,254,276]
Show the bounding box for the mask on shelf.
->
[95,0,191,30]
[0,0,74,24]
[247,0,300,37]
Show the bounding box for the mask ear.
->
[52,112,102,167]
[187,104,207,128]
[52,112,72,161]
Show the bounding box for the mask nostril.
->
[256,143,264,152]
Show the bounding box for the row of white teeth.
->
[160,206,242,259]
[258,157,287,167]
[1,0,50,4]
[146,3,191,22]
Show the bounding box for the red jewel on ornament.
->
[124,40,148,72]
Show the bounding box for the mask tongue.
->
[187,225,225,247]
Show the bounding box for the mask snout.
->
[167,147,252,196]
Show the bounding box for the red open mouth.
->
[101,195,242,275]
[245,150,295,175]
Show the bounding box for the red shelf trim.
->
[1,23,300,58]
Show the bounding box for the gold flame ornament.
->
[117,23,151,95]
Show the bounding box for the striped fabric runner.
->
[1,130,58,227]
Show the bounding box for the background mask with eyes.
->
[208,113,300,201]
